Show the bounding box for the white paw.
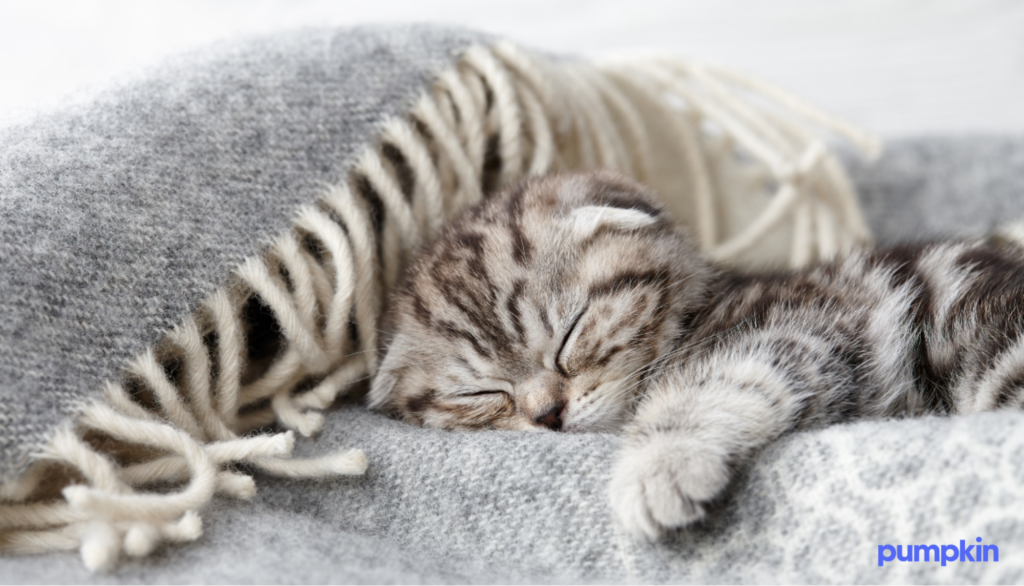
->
[608,438,731,540]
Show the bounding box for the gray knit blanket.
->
[0,25,485,485]
[2,25,1023,583]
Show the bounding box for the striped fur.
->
[369,172,1024,539]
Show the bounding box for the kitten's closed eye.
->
[459,390,511,399]
[556,310,587,377]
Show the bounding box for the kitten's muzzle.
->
[534,401,567,431]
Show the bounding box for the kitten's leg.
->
[609,328,856,539]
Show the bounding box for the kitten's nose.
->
[534,402,565,431]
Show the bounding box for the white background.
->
[1,0,1023,136]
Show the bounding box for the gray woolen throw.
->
[0,25,486,483]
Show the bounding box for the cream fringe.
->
[0,41,878,570]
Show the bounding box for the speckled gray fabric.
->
[3,404,1022,584]
[846,135,1024,244]
[2,24,1024,583]
[0,25,486,483]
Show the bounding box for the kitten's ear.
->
[566,205,659,240]
[367,338,407,410]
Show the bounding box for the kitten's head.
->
[369,172,710,432]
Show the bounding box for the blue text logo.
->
[878,538,998,567]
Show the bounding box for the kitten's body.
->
[370,172,1024,539]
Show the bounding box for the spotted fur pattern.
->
[369,171,1024,539]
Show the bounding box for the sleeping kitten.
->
[368,171,1024,539]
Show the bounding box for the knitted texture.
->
[0,25,486,483]
[3,399,1023,583]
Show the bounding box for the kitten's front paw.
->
[608,438,731,540]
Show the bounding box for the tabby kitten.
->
[369,171,1024,539]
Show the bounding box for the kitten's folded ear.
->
[564,205,660,240]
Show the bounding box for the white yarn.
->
[79,521,120,572]
[464,46,524,184]
[123,523,160,557]
[129,349,206,440]
[412,94,483,210]
[0,41,877,569]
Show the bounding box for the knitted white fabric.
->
[0,39,876,570]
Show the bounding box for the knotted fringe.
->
[0,41,877,570]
